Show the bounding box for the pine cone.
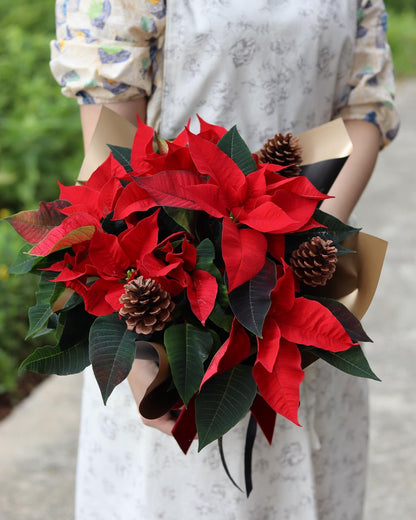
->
[290,237,338,287]
[119,276,175,335]
[258,132,302,177]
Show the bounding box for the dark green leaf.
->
[19,341,90,376]
[218,438,243,493]
[208,303,233,332]
[26,274,65,339]
[164,323,213,406]
[107,144,133,172]
[228,258,276,337]
[7,243,39,274]
[313,209,360,242]
[302,345,380,381]
[163,207,196,235]
[196,239,222,281]
[57,304,95,349]
[218,126,257,175]
[196,365,257,451]
[89,314,137,404]
[60,291,83,312]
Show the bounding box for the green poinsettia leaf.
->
[19,341,90,376]
[218,126,257,176]
[195,238,222,281]
[26,274,65,339]
[196,364,257,451]
[285,210,360,257]
[312,209,360,242]
[60,292,83,312]
[335,244,356,257]
[26,304,54,340]
[57,304,95,350]
[303,345,380,381]
[208,303,233,332]
[306,296,372,343]
[7,243,40,274]
[89,314,137,404]
[228,258,276,337]
[164,323,213,406]
[163,207,196,235]
[108,144,133,172]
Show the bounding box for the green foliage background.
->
[0,0,414,395]
[0,2,82,393]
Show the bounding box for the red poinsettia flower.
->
[118,131,328,291]
[201,261,356,425]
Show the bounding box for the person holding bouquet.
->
[50,1,399,518]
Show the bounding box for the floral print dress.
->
[50,1,399,519]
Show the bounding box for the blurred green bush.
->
[0,3,82,212]
[0,2,82,394]
[386,0,416,12]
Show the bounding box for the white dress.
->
[50,1,399,518]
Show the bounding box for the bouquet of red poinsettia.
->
[6,109,386,494]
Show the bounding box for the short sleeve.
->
[50,0,166,105]
[335,0,400,148]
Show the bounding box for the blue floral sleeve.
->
[335,0,400,147]
[50,0,166,105]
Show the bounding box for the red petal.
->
[133,170,222,214]
[222,218,267,291]
[270,262,296,313]
[67,278,117,316]
[239,201,298,233]
[196,115,227,143]
[172,397,197,454]
[113,181,156,220]
[253,338,304,425]
[256,317,281,372]
[250,395,277,445]
[118,210,160,263]
[279,297,354,352]
[185,270,217,326]
[30,213,98,256]
[266,233,285,260]
[5,200,70,244]
[88,231,130,280]
[130,117,156,171]
[200,319,251,388]
[187,131,247,207]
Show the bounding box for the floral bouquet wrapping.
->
[6,108,386,495]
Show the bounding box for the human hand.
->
[127,358,176,436]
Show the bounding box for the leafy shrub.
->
[387,10,416,76]
[0,2,83,394]
[385,0,416,12]
[0,2,82,212]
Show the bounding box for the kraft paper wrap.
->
[59,107,387,417]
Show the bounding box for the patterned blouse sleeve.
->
[50,0,165,105]
[335,0,400,148]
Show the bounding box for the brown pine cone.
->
[290,237,338,287]
[119,276,175,335]
[258,132,302,177]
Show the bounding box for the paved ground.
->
[0,80,415,520]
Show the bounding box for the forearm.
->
[80,99,147,152]
[319,119,380,223]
